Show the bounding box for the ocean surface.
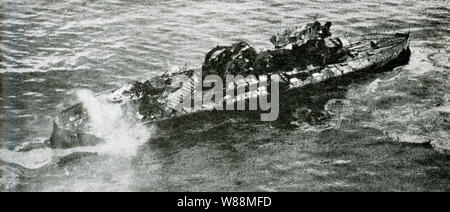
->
[1,0,449,191]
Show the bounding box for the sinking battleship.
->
[47,21,411,149]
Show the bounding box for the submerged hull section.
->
[48,103,103,148]
[49,33,410,148]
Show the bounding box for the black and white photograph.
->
[0,0,449,193]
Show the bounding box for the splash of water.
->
[75,89,153,157]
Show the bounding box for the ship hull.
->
[48,33,411,148]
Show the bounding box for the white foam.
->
[24,78,46,83]
[22,92,44,97]
[0,148,52,169]
[76,89,153,157]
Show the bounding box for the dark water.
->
[1,0,449,191]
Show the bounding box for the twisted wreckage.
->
[47,21,411,148]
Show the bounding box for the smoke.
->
[75,89,153,157]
